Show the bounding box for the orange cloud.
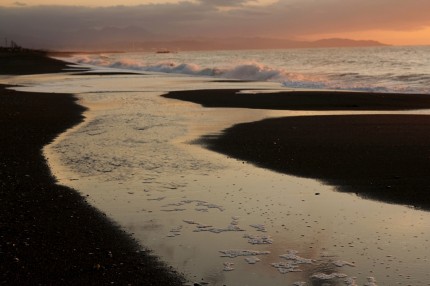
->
[1,0,430,49]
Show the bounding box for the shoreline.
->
[0,52,184,285]
[164,89,430,111]
[165,89,430,210]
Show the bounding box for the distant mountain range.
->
[105,37,387,51]
[4,25,387,51]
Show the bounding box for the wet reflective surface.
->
[5,69,430,285]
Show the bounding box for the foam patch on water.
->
[333,260,356,267]
[344,277,358,286]
[292,282,307,286]
[271,250,313,274]
[167,225,183,237]
[250,224,267,232]
[271,262,303,274]
[279,250,314,264]
[243,233,273,244]
[186,216,244,234]
[244,256,261,264]
[311,272,348,280]
[195,224,244,234]
[219,249,271,258]
[223,262,235,271]
[161,208,186,212]
[162,199,225,212]
[364,277,378,286]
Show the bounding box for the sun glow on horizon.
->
[2,0,430,47]
[303,26,430,46]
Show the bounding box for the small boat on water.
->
[156,49,176,54]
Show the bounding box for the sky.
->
[1,0,430,50]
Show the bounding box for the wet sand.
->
[0,52,184,285]
[165,89,430,210]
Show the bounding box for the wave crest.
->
[71,54,429,94]
[74,55,288,81]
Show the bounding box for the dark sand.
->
[164,89,430,110]
[0,50,71,75]
[72,72,144,76]
[165,89,430,210]
[1,52,184,285]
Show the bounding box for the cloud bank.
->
[1,0,430,49]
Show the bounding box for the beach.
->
[2,50,430,285]
[165,89,430,210]
[0,51,184,285]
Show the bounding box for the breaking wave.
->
[72,53,430,94]
[74,55,288,81]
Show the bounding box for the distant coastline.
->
[1,37,387,53]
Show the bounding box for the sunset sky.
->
[1,0,430,49]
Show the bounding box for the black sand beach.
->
[166,89,430,210]
[0,52,184,285]
[164,89,430,111]
[0,50,71,75]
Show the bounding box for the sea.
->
[72,46,430,94]
[6,46,430,286]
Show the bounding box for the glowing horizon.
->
[303,26,430,46]
[1,0,430,49]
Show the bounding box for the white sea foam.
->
[162,199,225,212]
[183,216,243,233]
[344,277,358,286]
[244,256,261,264]
[332,260,356,267]
[70,47,430,94]
[311,272,348,280]
[279,250,314,264]
[243,233,273,244]
[223,262,235,271]
[364,277,378,286]
[250,224,267,232]
[271,262,302,274]
[219,249,270,258]
[167,225,183,237]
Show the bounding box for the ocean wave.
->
[74,55,287,81]
[72,54,430,94]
